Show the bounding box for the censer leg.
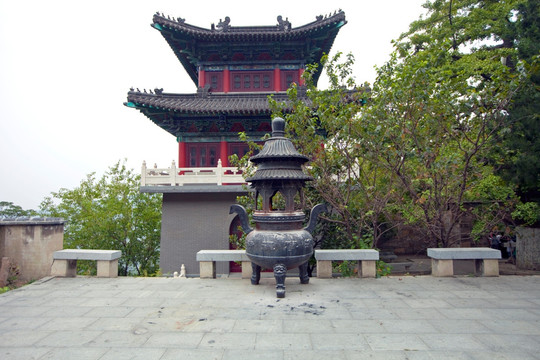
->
[273,264,287,298]
[251,263,261,285]
[299,262,309,284]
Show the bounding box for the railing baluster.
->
[171,160,177,186]
[217,159,223,185]
[141,161,245,187]
[141,161,147,186]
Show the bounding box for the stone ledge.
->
[0,217,65,225]
[314,249,379,261]
[427,248,501,260]
[196,250,250,262]
[53,249,121,261]
[140,185,250,194]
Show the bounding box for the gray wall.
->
[516,226,540,270]
[0,218,64,282]
[160,192,244,275]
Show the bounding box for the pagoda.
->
[125,11,346,276]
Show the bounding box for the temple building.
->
[125,11,346,275]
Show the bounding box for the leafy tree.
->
[270,54,399,251]
[0,201,37,217]
[268,0,535,250]
[388,0,538,239]
[40,161,162,276]
[494,0,540,203]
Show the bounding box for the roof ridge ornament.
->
[216,16,231,32]
[277,16,291,31]
[197,84,211,98]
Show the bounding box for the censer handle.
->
[229,204,253,234]
[304,203,327,234]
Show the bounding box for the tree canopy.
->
[266,0,539,251]
[0,201,37,217]
[40,161,162,276]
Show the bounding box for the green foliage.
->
[360,0,532,246]
[489,0,540,202]
[270,52,398,251]
[333,260,356,277]
[266,0,534,250]
[0,286,9,294]
[0,201,37,217]
[229,228,247,250]
[40,160,162,276]
[141,268,163,277]
[376,261,393,278]
[512,202,540,226]
[331,260,393,278]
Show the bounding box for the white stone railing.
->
[141,159,245,186]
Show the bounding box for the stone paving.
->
[0,275,539,359]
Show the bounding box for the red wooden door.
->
[229,215,243,273]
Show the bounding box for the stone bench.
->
[427,248,501,277]
[51,249,121,278]
[196,250,251,279]
[315,249,379,278]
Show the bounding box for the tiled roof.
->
[246,169,312,182]
[249,137,309,164]
[152,11,347,85]
[152,11,346,41]
[125,89,306,115]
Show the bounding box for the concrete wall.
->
[160,191,245,276]
[516,227,540,270]
[0,218,64,282]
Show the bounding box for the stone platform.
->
[0,275,539,359]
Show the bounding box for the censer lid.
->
[246,117,313,182]
[248,117,310,164]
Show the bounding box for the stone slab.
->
[196,250,250,262]
[316,260,333,278]
[477,259,499,277]
[199,261,216,279]
[431,259,454,277]
[97,259,119,278]
[361,260,377,278]
[50,259,77,277]
[314,249,379,261]
[427,248,501,260]
[53,249,121,261]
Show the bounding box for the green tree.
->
[40,161,162,276]
[0,201,37,217]
[270,54,399,251]
[386,0,537,241]
[494,0,540,203]
[269,0,535,249]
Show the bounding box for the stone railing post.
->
[141,161,147,186]
[217,159,223,185]
[170,160,177,186]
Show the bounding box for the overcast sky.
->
[0,0,427,210]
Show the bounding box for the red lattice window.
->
[229,71,273,92]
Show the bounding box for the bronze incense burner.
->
[230,117,325,298]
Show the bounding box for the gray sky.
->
[0,0,426,210]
